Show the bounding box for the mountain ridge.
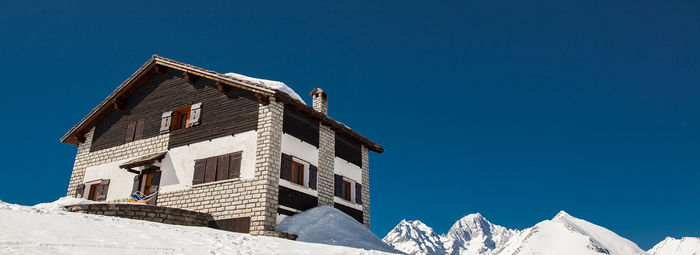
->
[383,211,698,255]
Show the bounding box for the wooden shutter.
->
[216,154,230,181]
[280,153,292,181]
[355,183,362,204]
[193,159,206,185]
[125,121,136,142]
[334,174,343,197]
[75,184,85,198]
[148,171,162,205]
[134,118,145,140]
[160,111,172,134]
[309,164,318,190]
[132,174,142,194]
[189,103,202,127]
[97,179,110,201]
[229,153,242,179]
[205,157,218,183]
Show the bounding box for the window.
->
[142,172,154,195]
[291,161,304,185]
[87,183,100,201]
[192,152,242,185]
[171,106,191,131]
[341,180,351,201]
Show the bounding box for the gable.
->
[90,68,259,152]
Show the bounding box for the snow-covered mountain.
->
[383,213,518,255]
[648,237,700,255]
[495,211,647,255]
[382,220,447,255]
[384,211,700,255]
[443,213,519,255]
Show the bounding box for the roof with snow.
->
[61,55,383,153]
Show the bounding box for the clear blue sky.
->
[0,0,698,250]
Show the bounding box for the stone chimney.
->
[310,88,328,115]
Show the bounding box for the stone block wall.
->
[66,127,170,197]
[361,145,370,228]
[317,124,335,205]
[65,203,213,227]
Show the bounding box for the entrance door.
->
[142,173,154,195]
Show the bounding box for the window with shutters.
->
[171,106,191,131]
[192,152,242,185]
[87,183,100,201]
[291,161,304,186]
[341,180,352,201]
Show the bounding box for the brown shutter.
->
[205,157,218,183]
[134,118,145,140]
[148,171,162,205]
[160,111,172,134]
[309,165,317,190]
[125,121,136,142]
[229,153,242,179]
[334,174,343,197]
[280,153,292,181]
[75,184,85,198]
[216,154,230,181]
[132,174,142,194]
[193,159,206,185]
[97,179,110,201]
[355,183,362,204]
[189,103,202,127]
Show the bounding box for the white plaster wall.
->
[160,131,258,192]
[281,133,318,166]
[334,157,362,185]
[83,159,137,201]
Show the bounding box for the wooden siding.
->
[208,217,251,233]
[90,69,259,152]
[283,106,319,147]
[334,202,363,224]
[279,186,318,212]
[335,133,362,167]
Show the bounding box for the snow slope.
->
[276,205,398,253]
[381,220,447,255]
[224,72,306,104]
[0,198,397,255]
[648,237,700,255]
[495,211,647,255]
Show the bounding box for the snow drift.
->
[276,205,398,253]
[0,197,397,255]
[224,72,306,104]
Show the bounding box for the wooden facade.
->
[91,68,259,152]
[335,132,362,167]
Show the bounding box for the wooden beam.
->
[216,82,230,95]
[154,65,166,74]
[183,72,197,85]
[255,94,270,105]
[75,134,86,143]
[112,99,124,110]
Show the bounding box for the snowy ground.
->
[0,198,398,255]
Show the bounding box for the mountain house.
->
[61,55,383,235]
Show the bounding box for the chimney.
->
[310,88,328,115]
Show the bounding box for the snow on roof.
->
[275,205,399,253]
[224,72,306,105]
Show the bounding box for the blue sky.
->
[0,0,698,249]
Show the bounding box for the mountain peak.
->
[553,210,571,219]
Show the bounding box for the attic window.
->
[171,106,191,131]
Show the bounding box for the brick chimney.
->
[310,88,328,115]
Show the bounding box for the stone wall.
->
[317,124,335,205]
[66,127,170,197]
[65,203,213,227]
[361,145,370,228]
